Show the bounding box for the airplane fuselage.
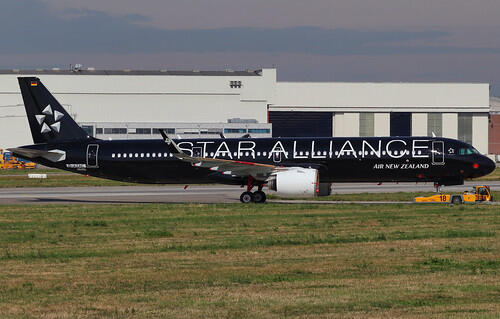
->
[24,136,495,186]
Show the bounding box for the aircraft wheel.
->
[451,195,463,205]
[240,192,254,204]
[253,191,267,203]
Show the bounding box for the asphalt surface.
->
[0,181,498,205]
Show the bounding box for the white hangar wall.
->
[0,69,275,148]
[0,67,491,154]
[271,82,490,154]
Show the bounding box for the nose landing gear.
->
[240,176,267,203]
[434,182,442,193]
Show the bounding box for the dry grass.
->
[0,173,135,188]
[0,203,498,318]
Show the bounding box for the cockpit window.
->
[459,148,479,155]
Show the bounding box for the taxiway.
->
[0,181,498,204]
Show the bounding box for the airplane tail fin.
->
[18,77,91,144]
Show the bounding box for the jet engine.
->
[268,167,321,197]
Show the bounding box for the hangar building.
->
[0,68,491,155]
[489,96,500,157]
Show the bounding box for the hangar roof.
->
[0,69,261,76]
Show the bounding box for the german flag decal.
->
[30,81,38,87]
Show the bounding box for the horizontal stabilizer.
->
[8,148,66,162]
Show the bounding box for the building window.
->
[96,128,103,134]
[230,81,242,88]
[427,113,442,137]
[359,113,374,137]
[153,128,175,134]
[183,130,200,135]
[133,128,152,134]
[81,125,94,137]
[458,113,473,144]
[224,128,247,134]
[248,129,270,134]
[104,128,127,134]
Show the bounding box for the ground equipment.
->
[414,185,493,204]
[0,149,36,170]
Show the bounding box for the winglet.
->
[159,129,183,155]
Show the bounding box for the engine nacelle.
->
[267,168,319,197]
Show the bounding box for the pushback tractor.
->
[414,185,493,204]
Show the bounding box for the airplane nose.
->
[483,157,496,175]
[485,157,497,175]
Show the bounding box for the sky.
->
[1,0,499,95]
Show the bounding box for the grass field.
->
[0,168,65,176]
[0,173,135,188]
[0,203,498,318]
[270,191,500,202]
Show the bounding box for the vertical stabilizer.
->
[18,77,91,144]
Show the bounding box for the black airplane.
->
[9,77,496,203]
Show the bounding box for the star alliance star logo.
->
[35,104,64,134]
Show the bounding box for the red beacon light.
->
[472,163,479,169]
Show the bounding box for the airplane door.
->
[273,147,282,163]
[87,144,99,168]
[432,141,444,165]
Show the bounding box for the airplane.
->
[8,77,496,203]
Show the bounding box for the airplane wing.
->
[160,130,280,180]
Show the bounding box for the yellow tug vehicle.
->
[0,149,36,170]
[415,185,493,204]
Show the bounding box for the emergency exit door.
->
[432,141,444,165]
[87,144,99,168]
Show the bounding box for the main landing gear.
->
[240,177,267,203]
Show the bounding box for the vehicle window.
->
[460,148,477,155]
